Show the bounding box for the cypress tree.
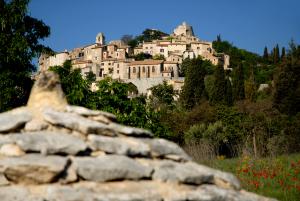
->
[232,63,245,101]
[180,58,207,109]
[274,44,280,64]
[263,46,269,62]
[225,77,233,106]
[281,47,286,60]
[210,65,226,104]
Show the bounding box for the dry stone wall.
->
[0,72,276,201]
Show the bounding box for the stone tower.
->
[96,32,105,45]
[173,21,195,37]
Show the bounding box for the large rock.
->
[0,132,87,155]
[88,134,150,156]
[43,108,117,136]
[73,155,153,182]
[0,154,68,184]
[0,107,32,133]
[143,138,191,161]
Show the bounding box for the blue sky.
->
[29,0,300,55]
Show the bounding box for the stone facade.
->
[0,71,276,201]
[38,22,230,93]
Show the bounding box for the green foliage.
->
[0,0,52,112]
[85,71,96,85]
[150,81,175,109]
[180,57,207,109]
[210,65,229,105]
[273,42,300,115]
[152,54,165,60]
[136,29,168,42]
[232,63,245,101]
[49,60,90,106]
[132,52,152,61]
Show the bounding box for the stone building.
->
[38,22,230,94]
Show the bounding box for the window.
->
[108,63,111,65]
[133,67,136,73]
[146,47,148,49]
[152,66,155,73]
[117,70,119,74]
[160,49,164,53]
[116,53,119,57]
[117,64,119,68]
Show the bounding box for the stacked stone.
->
[0,72,276,201]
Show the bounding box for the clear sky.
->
[29,0,300,55]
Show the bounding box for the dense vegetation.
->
[0,0,52,112]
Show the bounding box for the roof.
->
[169,43,186,46]
[128,60,164,66]
[164,61,178,64]
[72,60,92,64]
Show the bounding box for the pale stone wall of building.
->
[48,52,69,68]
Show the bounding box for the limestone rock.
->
[88,134,150,156]
[27,71,67,112]
[5,132,87,155]
[73,155,153,182]
[0,154,67,184]
[108,122,153,137]
[0,107,32,133]
[143,138,191,161]
[43,108,117,136]
[66,105,116,122]
[0,144,25,157]
[24,119,49,131]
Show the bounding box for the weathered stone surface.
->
[88,134,150,156]
[109,123,153,137]
[0,174,9,186]
[43,108,117,136]
[27,71,67,113]
[0,144,25,157]
[4,132,87,155]
[150,160,213,185]
[0,154,68,184]
[73,155,153,182]
[24,119,49,131]
[143,138,191,161]
[0,107,32,133]
[66,105,116,121]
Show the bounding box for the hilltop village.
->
[39,22,230,94]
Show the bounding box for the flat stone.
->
[0,186,44,201]
[88,134,150,156]
[108,123,153,137]
[24,119,49,131]
[6,131,87,155]
[0,174,9,186]
[0,144,25,157]
[73,155,153,182]
[42,108,117,136]
[66,105,117,121]
[0,154,68,184]
[143,138,191,161]
[0,107,32,133]
[151,160,213,185]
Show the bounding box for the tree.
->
[0,0,51,111]
[132,52,152,61]
[120,34,134,45]
[263,46,269,62]
[210,65,226,105]
[273,44,280,64]
[49,60,91,106]
[245,67,256,102]
[180,58,207,109]
[281,47,286,60]
[153,54,165,60]
[85,71,96,85]
[232,63,245,101]
[273,42,300,115]
[150,81,175,109]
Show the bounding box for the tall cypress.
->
[263,46,269,62]
[281,47,286,60]
[210,65,226,104]
[274,44,280,64]
[232,63,245,101]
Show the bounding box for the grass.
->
[200,154,300,201]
